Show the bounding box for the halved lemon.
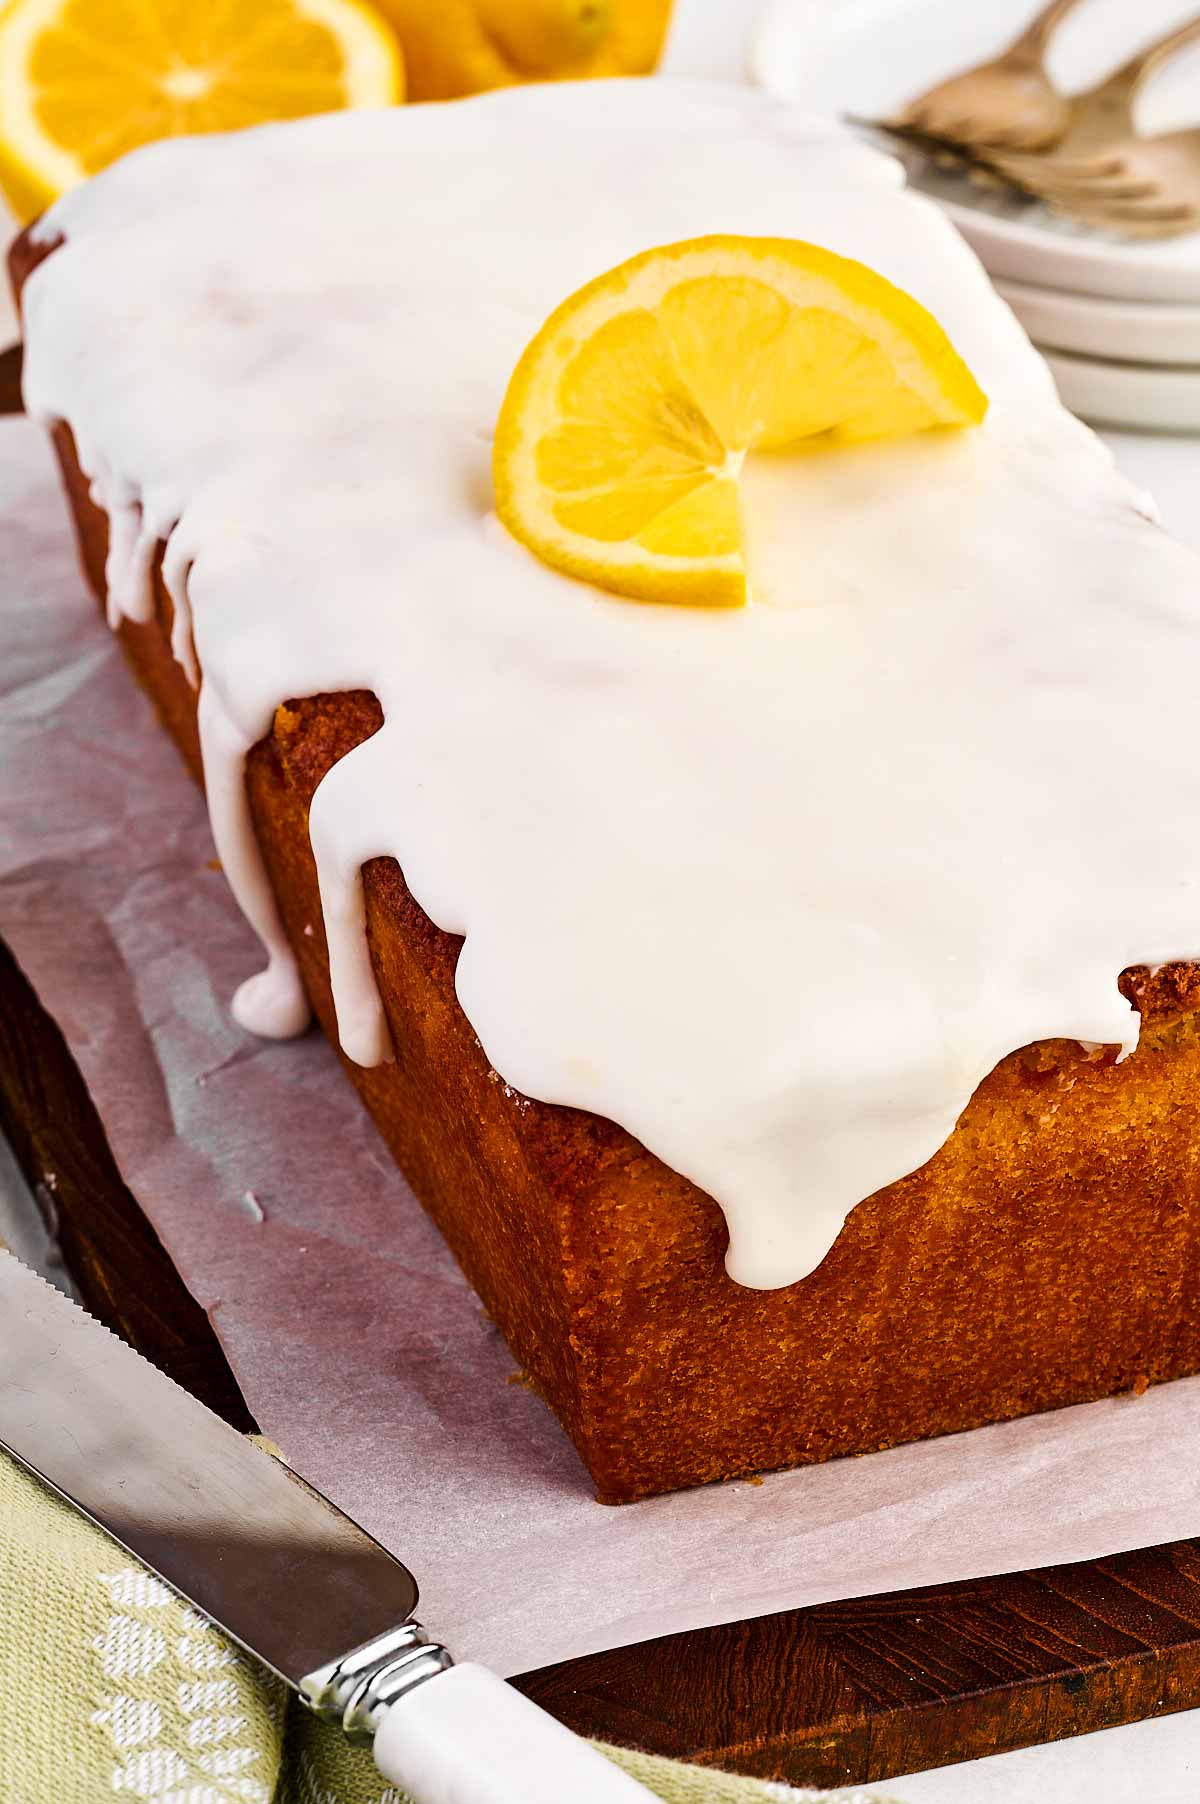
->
[0,0,404,223]
[494,235,988,608]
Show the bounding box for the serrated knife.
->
[0,1250,655,1802]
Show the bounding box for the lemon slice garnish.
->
[494,235,988,608]
[0,0,403,222]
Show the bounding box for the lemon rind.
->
[0,0,402,222]
[493,235,987,611]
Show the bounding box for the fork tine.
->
[1078,213,1200,241]
[1024,174,1158,202]
[973,125,1019,151]
[987,126,1045,150]
[1080,199,1191,222]
[1050,196,1195,229]
[993,151,1125,183]
[953,117,1020,149]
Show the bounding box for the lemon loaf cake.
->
[12,81,1200,1501]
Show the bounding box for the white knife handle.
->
[372,1662,658,1803]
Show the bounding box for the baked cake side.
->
[15,224,1200,1503]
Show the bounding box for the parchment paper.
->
[4,409,1200,1679]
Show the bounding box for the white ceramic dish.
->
[997,275,1200,364]
[1042,342,1200,429]
[939,196,1200,307]
[753,0,1200,302]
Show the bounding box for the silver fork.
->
[988,14,1200,238]
[896,0,1092,150]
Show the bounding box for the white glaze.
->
[196,679,311,1043]
[20,81,1200,1289]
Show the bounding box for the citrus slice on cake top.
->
[0,0,403,223]
[493,235,988,608]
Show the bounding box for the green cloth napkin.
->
[0,1450,904,1804]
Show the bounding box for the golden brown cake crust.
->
[13,228,1200,1502]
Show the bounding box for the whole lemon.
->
[375,0,673,101]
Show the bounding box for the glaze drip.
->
[196,679,311,1043]
[21,81,1200,1288]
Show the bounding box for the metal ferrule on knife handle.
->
[302,1620,455,1745]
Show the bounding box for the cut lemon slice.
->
[494,235,988,608]
[0,0,403,223]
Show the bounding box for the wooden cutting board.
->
[3,931,1200,1789]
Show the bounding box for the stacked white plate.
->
[991,276,1200,432]
[752,0,1200,431]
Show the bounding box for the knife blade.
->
[0,1251,654,1801]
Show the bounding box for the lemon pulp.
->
[0,0,403,221]
[494,235,989,608]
